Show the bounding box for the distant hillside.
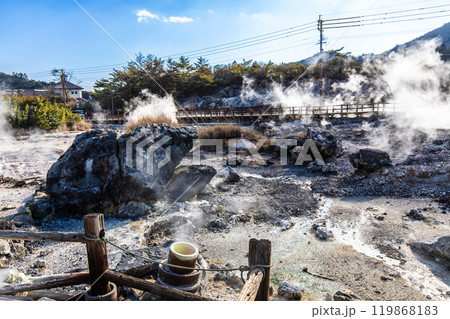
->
[0,72,53,89]
[389,22,450,60]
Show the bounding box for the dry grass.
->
[127,115,180,132]
[59,120,92,132]
[198,125,270,151]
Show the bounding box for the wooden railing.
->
[0,214,272,301]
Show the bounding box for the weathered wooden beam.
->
[123,263,156,278]
[0,272,90,295]
[13,290,73,301]
[83,214,110,296]
[0,295,33,301]
[104,270,213,301]
[248,238,272,301]
[238,270,264,301]
[0,230,86,243]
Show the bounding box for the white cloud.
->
[240,12,273,19]
[163,16,194,23]
[136,9,160,23]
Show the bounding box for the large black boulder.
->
[46,124,198,216]
[46,130,120,215]
[349,148,392,172]
[307,128,343,159]
[116,124,198,203]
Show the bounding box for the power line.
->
[184,28,316,59]
[322,0,447,18]
[323,8,450,27]
[162,21,316,58]
[323,13,450,29]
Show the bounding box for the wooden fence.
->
[0,214,271,301]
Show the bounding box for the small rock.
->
[380,275,392,281]
[274,218,294,231]
[349,148,392,172]
[0,239,11,255]
[406,209,426,221]
[208,218,228,232]
[375,215,385,221]
[333,289,362,301]
[33,260,46,268]
[10,243,26,259]
[165,165,217,201]
[116,201,153,219]
[225,166,240,183]
[315,227,330,240]
[278,281,303,300]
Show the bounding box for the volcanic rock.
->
[116,124,198,203]
[410,233,450,262]
[164,165,217,202]
[46,130,121,215]
[333,289,362,301]
[0,239,10,256]
[225,166,240,182]
[307,128,343,159]
[278,281,303,300]
[45,125,198,217]
[349,148,392,172]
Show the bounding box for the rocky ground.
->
[0,117,448,301]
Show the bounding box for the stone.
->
[45,125,198,217]
[165,165,217,202]
[278,281,303,300]
[116,124,198,203]
[116,202,153,219]
[208,218,228,232]
[406,209,426,221]
[225,166,240,183]
[410,233,450,262]
[333,289,362,301]
[308,128,343,159]
[275,218,294,231]
[315,227,330,240]
[33,260,46,268]
[0,239,11,256]
[11,243,26,259]
[29,199,54,220]
[349,148,392,172]
[46,130,121,216]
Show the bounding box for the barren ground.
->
[0,121,448,301]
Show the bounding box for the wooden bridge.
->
[176,102,392,124]
[85,102,392,125]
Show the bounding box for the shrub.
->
[3,95,81,130]
[198,125,270,151]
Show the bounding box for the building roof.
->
[50,81,83,90]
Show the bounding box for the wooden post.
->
[248,238,271,301]
[238,269,263,301]
[83,214,110,296]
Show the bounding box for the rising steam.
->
[127,89,178,124]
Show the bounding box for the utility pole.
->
[60,69,67,108]
[318,15,324,99]
[110,82,114,115]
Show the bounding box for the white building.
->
[50,81,83,99]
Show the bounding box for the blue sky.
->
[0,0,449,90]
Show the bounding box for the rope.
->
[75,268,108,301]
[82,233,271,281]
[101,237,271,278]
